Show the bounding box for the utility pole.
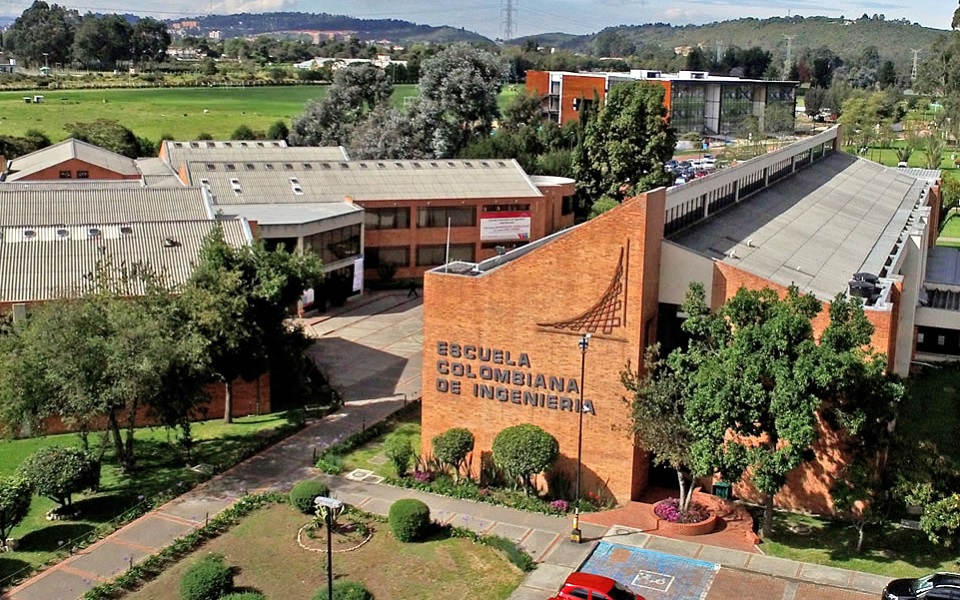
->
[784,35,795,72]
[716,40,724,64]
[910,48,921,82]
[501,0,517,41]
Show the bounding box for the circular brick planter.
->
[655,512,718,536]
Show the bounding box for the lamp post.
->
[315,496,344,600]
[42,53,48,75]
[571,332,590,543]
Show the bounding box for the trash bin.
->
[712,481,732,499]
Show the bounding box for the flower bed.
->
[653,498,717,536]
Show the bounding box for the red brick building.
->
[3,139,143,182]
[526,69,797,138]
[422,128,947,514]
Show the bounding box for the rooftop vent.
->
[56,228,69,239]
[290,177,303,195]
[163,237,180,248]
[120,226,133,235]
[230,178,242,195]
[23,229,36,240]
[88,227,102,239]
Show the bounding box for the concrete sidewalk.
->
[318,476,889,600]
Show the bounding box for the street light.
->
[42,53,48,75]
[571,332,590,543]
[315,496,344,600]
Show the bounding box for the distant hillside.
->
[179,12,493,45]
[515,15,947,68]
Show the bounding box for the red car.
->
[548,572,643,600]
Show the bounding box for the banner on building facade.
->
[480,211,531,241]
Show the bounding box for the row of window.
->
[366,244,475,268]
[365,241,532,269]
[365,205,535,230]
[59,170,90,179]
[302,224,362,265]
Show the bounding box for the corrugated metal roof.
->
[0,180,146,191]
[136,157,185,188]
[189,159,543,206]
[673,153,928,301]
[218,202,362,226]
[0,219,250,303]
[161,140,349,171]
[6,138,140,180]
[0,188,212,226]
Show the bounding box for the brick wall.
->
[559,74,607,125]
[13,373,271,437]
[16,158,140,181]
[421,189,665,504]
[360,191,562,281]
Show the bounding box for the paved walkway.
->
[3,292,893,600]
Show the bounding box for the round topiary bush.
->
[290,480,331,515]
[311,580,375,600]
[220,593,267,600]
[492,424,559,495]
[431,428,474,481]
[179,554,233,600]
[388,498,431,542]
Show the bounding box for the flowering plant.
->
[412,470,433,483]
[549,499,570,513]
[654,498,711,524]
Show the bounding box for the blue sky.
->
[4,0,956,38]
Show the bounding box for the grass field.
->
[0,412,296,588]
[0,84,420,142]
[126,503,523,600]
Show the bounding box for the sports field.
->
[0,84,420,142]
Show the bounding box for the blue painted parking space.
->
[579,542,719,600]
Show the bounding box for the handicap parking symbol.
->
[632,569,675,593]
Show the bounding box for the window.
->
[917,333,925,344]
[59,170,71,179]
[417,206,475,228]
[77,170,89,179]
[416,244,474,266]
[567,589,590,600]
[938,335,946,346]
[561,195,574,215]
[365,207,410,230]
[483,204,530,213]
[302,224,362,264]
[365,246,410,269]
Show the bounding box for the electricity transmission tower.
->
[501,0,517,41]
[784,35,795,72]
[910,48,921,82]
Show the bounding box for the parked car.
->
[883,573,960,599]
[548,572,643,600]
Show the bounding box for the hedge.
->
[178,554,233,600]
[388,498,431,542]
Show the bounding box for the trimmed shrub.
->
[312,580,375,600]
[220,594,267,600]
[431,428,474,482]
[492,424,559,495]
[388,498,431,542]
[18,445,100,509]
[384,437,414,478]
[0,476,31,548]
[289,480,331,515]
[179,554,233,600]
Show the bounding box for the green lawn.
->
[0,84,419,142]
[126,503,523,600]
[340,405,421,479]
[761,511,959,578]
[0,412,298,589]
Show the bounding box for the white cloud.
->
[208,0,299,13]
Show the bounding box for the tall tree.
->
[684,285,823,539]
[71,13,132,69]
[290,63,393,147]
[181,227,323,423]
[132,17,171,64]
[413,43,508,157]
[4,1,77,67]
[573,81,676,206]
[65,119,143,158]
